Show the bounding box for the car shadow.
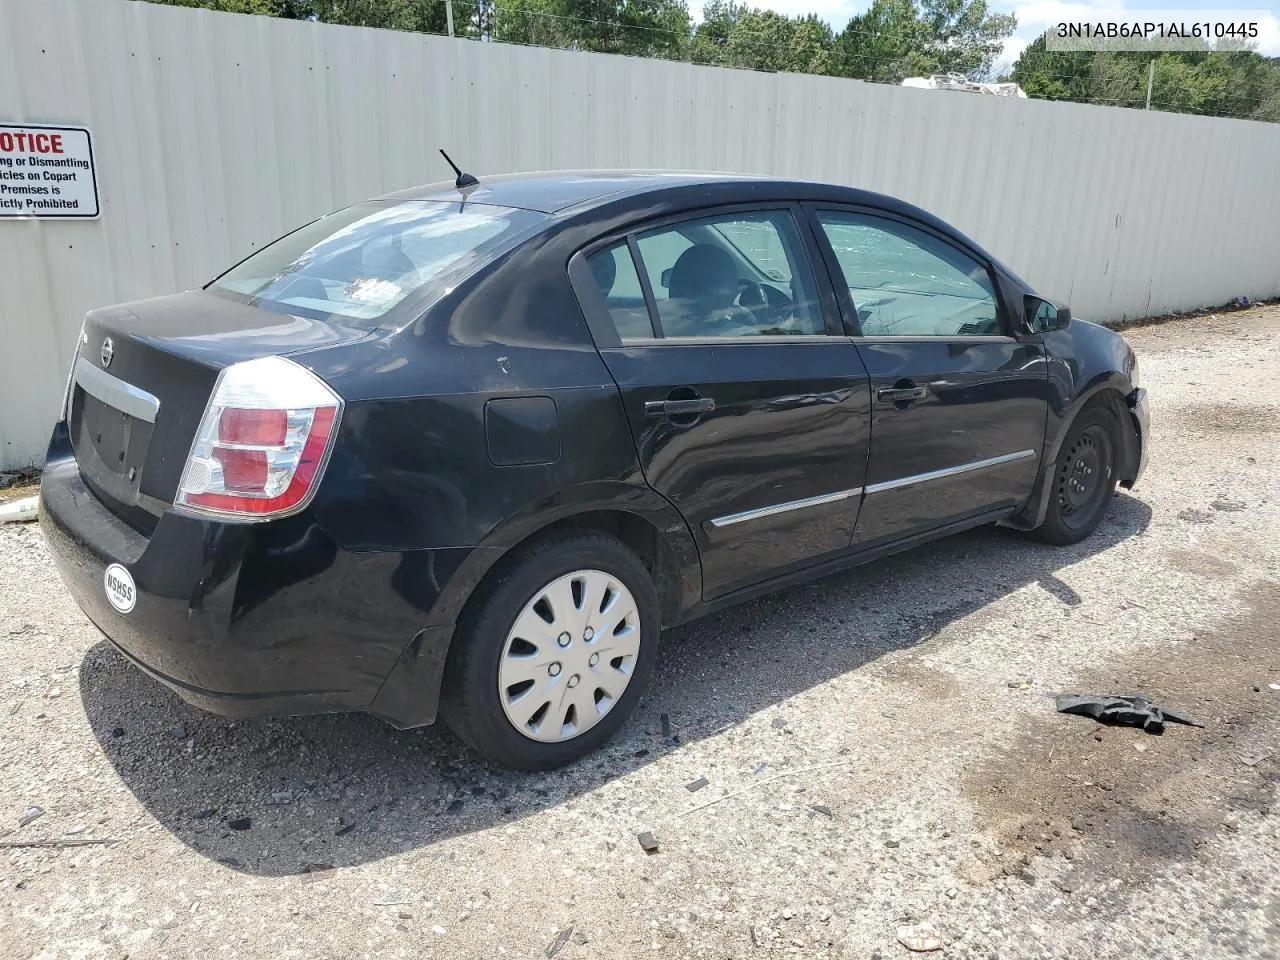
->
[78,494,1152,876]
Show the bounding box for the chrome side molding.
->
[864,449,1036,495]
[708,487,862,528]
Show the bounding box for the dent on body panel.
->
[1043,320,1134,417]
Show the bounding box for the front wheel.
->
[440,532,660,770]
[1037,404,1120,545]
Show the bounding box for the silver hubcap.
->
[498,569,642,743]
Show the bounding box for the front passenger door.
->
[812,209,1049,547]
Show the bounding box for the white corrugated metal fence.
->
[2,0,1279,467]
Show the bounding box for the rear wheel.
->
[1037,404,1120,545]
[440,532,660,770]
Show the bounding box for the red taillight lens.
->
[175,357,343,522]
[212,447,268,492]
[218,407,287,446]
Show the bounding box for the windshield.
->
[209,200,549,325]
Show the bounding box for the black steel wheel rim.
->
[1057,425,1114,530]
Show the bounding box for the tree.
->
[1011,38,1280,121]
[695,6,835,74]
[138,0,485,37]
[830,0,1014,83]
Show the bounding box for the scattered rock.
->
[637,830,659,854]
[571,929,589,945]
[660,714,671,738]
[545,926,573,958]
[885,839,901,848]
[227,817,251,831]
[374,890,412,906]
[897,921,943,952]
[810,804,834,817]
[771,717,788,729]
[301,862,336,883]
[1177,508,1214,524]
[110,726,125,739]
[1239,752,1271,767]
[1210,499,1246,512]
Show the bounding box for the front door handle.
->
[876,386,928,403]
[645,397,716,418]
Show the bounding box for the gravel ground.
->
[2,306,1278,960]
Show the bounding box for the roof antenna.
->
[439,149,479,189]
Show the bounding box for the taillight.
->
[175,356,343,521]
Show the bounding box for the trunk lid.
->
[68,290,369,528]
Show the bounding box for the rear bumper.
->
[1124,387,1149,487]
[40,425,468,726]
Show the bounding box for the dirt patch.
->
[1164,548,1241,580]
[963,580,1280,885]
[873,657,960,701]
[1173,402,1280,435]
[0,466,40,504]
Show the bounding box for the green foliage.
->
[691,2,835,75]
[1012,37,1280,121]
[492,0,691,59]
[136,0,1280,121]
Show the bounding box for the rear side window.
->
[583,210,825,341]
[817,212,1001,337]
[585,243,654,339]
[638,211,824,338]
[210,200,549,325]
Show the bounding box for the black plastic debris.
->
[660,713,671,738]
[810,803,834,817]
[685,777,709,793]
[227,817,252,831]
[1055,692,1203,733]
[637,830,659,853]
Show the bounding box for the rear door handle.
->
[644,397,716,418]
[876,386,928,403]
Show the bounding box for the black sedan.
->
[41,170,1148,769]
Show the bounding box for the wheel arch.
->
[1003,381,1135,531]
[368,482,702,729]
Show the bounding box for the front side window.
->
[609,210,824,339]
[817,212,1002,337]
[210,200,549,325]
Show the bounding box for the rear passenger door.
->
[571,206,871,600]
[809,207,1049,547]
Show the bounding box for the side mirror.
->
[660,268,673,289]
[1024,295,1071,334]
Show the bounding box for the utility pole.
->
[1145,60,1155,109]
[446,0,455,37]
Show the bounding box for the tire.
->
[439,531,661,770]
[1036,402,1121,545]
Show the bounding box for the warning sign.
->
[0,124,99,219]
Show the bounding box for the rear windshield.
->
[209,200,549,325]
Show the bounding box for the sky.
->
[726,0,1280,67]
